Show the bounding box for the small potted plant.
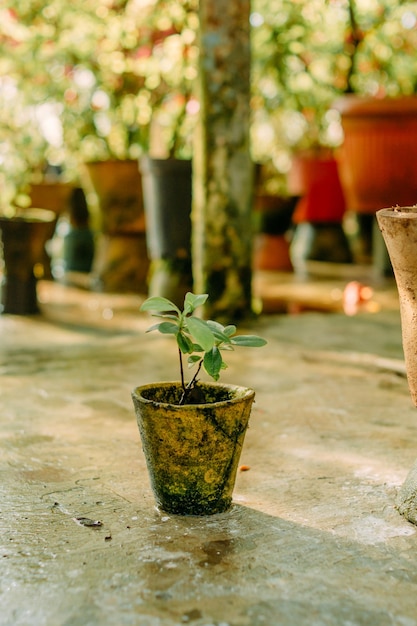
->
[131,292,267,516]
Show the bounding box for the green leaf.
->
[145,323,162,333]
[141,296,180,314]
[186,317,215,351]
[206,320,232,344]
[157,321,179,334]
[183,292,208,315]
[187,354,202,368]
[206,320,225,332]
[231,335,267,347]
[203,346,223,381]
[177,331,194,354]
[153,313,180,321]
[223,324,237,337]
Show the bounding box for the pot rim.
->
[377,206,417,220]
[132,381,255,408]
[0,208,56,223]
[334,95,417,117]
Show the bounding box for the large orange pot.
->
[335,96,417,213]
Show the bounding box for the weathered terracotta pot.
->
[84,160,149,293]
[131,381,255,515]
[377,207,417,404]
[377,207,417,524]
[85,160,145,235]
[29,182,75,279]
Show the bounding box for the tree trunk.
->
[192,0,253,320]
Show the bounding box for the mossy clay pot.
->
[131,381,255,515]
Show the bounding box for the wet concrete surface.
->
[2,271,417,626]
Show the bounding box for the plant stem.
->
[178,359,203,405]
[179,346,186,393]
[187,360,203,391]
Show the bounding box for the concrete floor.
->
[2,269,417,626]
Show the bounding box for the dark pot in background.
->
[140,157,193,306]
[0,209,56,314]
[253,194,298,271]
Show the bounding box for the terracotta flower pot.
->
[131,381,255,515]
[288,150,346,224]
[252,195,297,271]
[377,207,417,524]
[335,97,417,265]
[84,160,149,293]
[28,183,74,279]
[85,160,145,235]
[336,96,417,213]
[288,150,352,266]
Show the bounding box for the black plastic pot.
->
[140,157,193,304]
[140,157,192,259]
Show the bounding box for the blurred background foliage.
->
[0,0,417,205]
[250,0,417,191]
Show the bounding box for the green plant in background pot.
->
[250,0,351,266]
[60,0,199,296]
[250,0,345,185]
[0,75,77,213]
[57,0,199,293]
[0,4,81,210]
[131,292,267,516]
[0,0,198,293]
[333,0,417,267]
[251,0,417,185]
[251,0,417,266]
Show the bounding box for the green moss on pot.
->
[132,382,255,515]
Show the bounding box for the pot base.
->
[396,459,417,526]
[155,490,233,517]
